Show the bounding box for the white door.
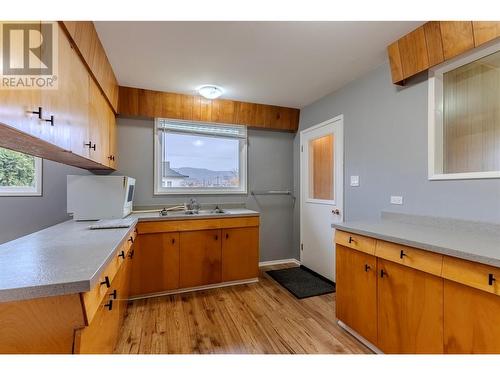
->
[300,115,343,281]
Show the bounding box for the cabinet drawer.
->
[335,230,376,255]
[442,256,500,296]
[81,230,134,324]
[375,240,443,277]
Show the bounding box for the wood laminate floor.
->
[114,263,371,354]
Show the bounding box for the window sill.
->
[428,171,500,181]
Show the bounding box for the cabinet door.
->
[444,280,500,353]
[130,232,180,296]
[88,79,110,165]
[222,227,259,282]
[0,22,42,137]
[179,230,222,288]
[41,23,89,155]
[75,265,123,354]
[377,259,443,353]
[107,106,118,169]
[335,245,378,345]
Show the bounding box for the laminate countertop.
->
[332,212,500,268]
[0,209,259,303]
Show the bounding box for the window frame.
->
[0,155,42,196]
[428,39,500,181]
[153,118,248,195]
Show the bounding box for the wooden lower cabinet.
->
[377,259,443,353]
[444,280,500,353]
[222,227,259,282]
[335,245,377,344]
[180,230,222,288]
[130,232,180,297]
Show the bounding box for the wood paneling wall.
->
[118,86,300,132]
[60,21,119,113]
[387,21,500,85]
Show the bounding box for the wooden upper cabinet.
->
[387,41,403,83]
[0,22,42,137]
[41,23,90,157]
[89,79,110,165]
[473,21,500,46]
[398,26,429,78]
[439,21,475,60]
[336,245,378,345]
[424,21,444,66]
[377,259,443,354]
[60,21,119,113]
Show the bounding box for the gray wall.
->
[117,117,296,262]
[292,62,500,257]
[0,160,88,244]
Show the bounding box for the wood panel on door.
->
[221,227,259,282]
[335,245,378,345]
[0,22,42,138]
[444,280,500,353]
[130,233,180,297]
[377,259,443,354]
[179,230,222,288]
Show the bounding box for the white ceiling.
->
[95,21,423,108]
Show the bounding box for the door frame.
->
[299,114,344,265]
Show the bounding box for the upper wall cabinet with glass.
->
[429,40,500,180]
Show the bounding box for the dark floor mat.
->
[266,265,335,299]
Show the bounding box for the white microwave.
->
[67,175,136,221]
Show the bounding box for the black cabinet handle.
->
[109,289,117,300]
[364,264,371,272]
[400,250,407,259]
[44,115,54,126]
[380,270,387,278]
[171,238,176,244]
[215,235,218,240]
[91,143,96,151]
[118,250,125,259]
[84,141,92,149]
[100,276,110,288]
[489,273,496,286]
[104,299,113,311]
[348,236,354,244]
[128,236,134,243]
[128,249,134,259]
[225,233,229,239]
[107,155,115,161]
[30,106,43,119]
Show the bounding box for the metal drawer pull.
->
[400,250,407,259]
[44,115,54,126]
[364,264,371,272]
[128,249,134,259]
[380,270,387,278]
[128,236,134,243]
[104,299,113,311]
[118,250,125,259]
[171,238,175,244]
[348,236,354,244]
[109,289,117,300]
[489,273,496,286]
[226,233,229,239]
[100,276,110,288]
[30,106,43,119]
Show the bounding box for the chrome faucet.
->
[186,198,201,213]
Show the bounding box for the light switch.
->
[350,175,360,187]
[390,196,403,205]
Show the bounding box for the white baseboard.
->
[259,258,301,267]
[128,278,259,301]
[337,320,382,354]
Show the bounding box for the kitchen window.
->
[154,119,247,195]
[428,40,500,180]
[0,147,42,196]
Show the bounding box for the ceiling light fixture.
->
[198,85,224,100]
